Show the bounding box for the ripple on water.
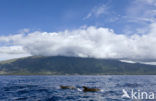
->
[0,75,155,101]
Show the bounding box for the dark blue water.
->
[0,76,156,101]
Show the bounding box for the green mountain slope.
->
[0,56,156,75]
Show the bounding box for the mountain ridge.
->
[0,56,156,75]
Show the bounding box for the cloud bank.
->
[0,23,156,61]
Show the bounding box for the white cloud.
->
[84,4,109,19]
[119,0,156,35]
[139,0,156,6]
[0,23,156,61]
[18,28,30,33]
[0,46,26,54]
[120,60,136,64]
[0,46,31,61]
[0,53,31,61]
[126,0,156,23]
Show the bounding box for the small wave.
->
[116,83,142,88]
[12,97,27,100]
[100,89,104,92]
[77,88,82,91]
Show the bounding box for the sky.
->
[0,0,156,61]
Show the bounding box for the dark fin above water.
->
[82,86,100,92]
[60,85,76,90]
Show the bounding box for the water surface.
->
[0,75,156,101]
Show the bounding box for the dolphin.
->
[60,85,76,90]
[82,86,100,92]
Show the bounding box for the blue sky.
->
[0,0,156,61]
[0,0,148,35]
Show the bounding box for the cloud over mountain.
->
[0,23,156,61]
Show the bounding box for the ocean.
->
[0,75,156,101]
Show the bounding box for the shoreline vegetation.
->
[1,56,156,75]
